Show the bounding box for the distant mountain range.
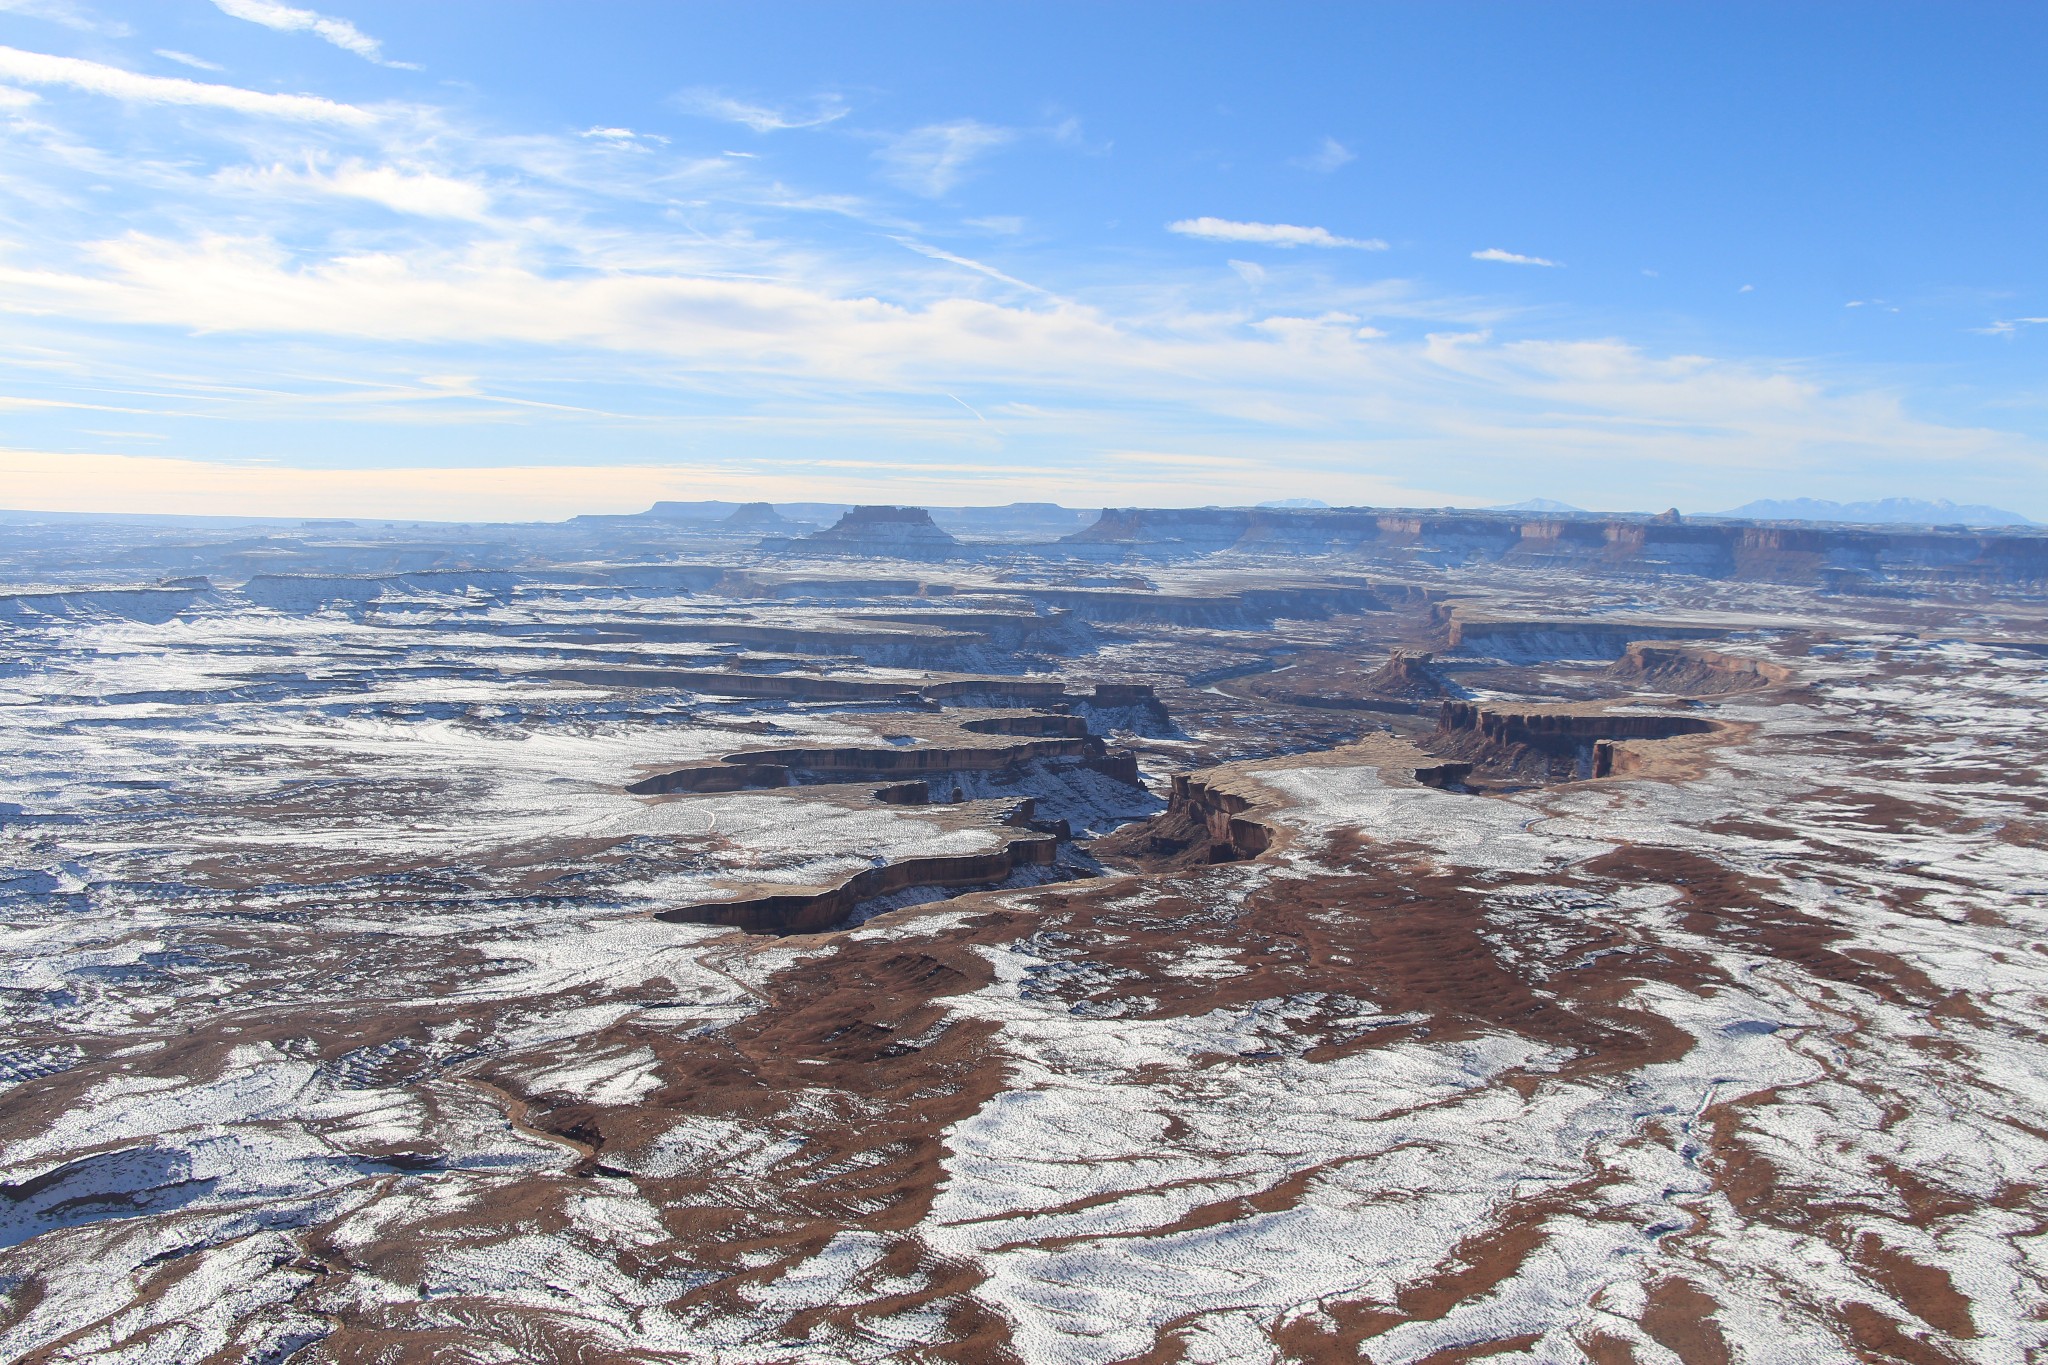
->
[1716,497,2038,527]
[1491,498,1588,513]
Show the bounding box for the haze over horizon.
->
[2,1,2046,520]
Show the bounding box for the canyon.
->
[0,501,2043,1363]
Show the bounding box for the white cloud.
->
[210,0,410,67]
[673,88,847,132]
[154,49,225,72]
[0,53,2036,515]
[0,83,37,108]
[893,238,1052,297]
[1738,283,1754,293]
[216,159,492,220]
[0,0,130,36]
[0,45,373,123]
[876,120,1015,197]
[1291,136,1354,173]
[1978,317,2048,338]
[581,126,669,147]
[1472,248,1560,267]
[1169,218,1387,250]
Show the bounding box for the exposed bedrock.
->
[958,713,1091,738]
[726,735,1097,777]
[239,569,520,613]
[1435,700,1719,781]
[782,505,963,560]
[1058,506,2048,586]
[1363,649,1454,697]
[625,762,797,795]
[1014,583,1387,628]
[1074,681,1178,735]
[847,609,1096,653]
[628,734,1142,795]
[1446,614,1733,662]
[719,502,804,532]
[0,586,203,625]
[1609,642,1796,693]
[537,668,927,704]
[1163,773,1277,864]
[1273,650,1459,714]
[920,678,1071,706]
[1413,761,1476,789]
[713,571,924,598]
[537,671,1150,716]
[655,835,1060,935]
[532,619,994,667]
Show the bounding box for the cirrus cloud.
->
[0,44,373,123]
[673,88,848,133]
[215,159,493,220]
[1472,247,1560,267]
[876,120,1015,197]
[209,0,412,68]
[1290,136,1355,173]
[1169,217,1387,250]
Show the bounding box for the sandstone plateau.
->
[0,502,2042,1363]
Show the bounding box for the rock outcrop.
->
[1609,643,1795,693]
[1016,583,1387,628]
[1056,506,2048,588]
[628,735,1107,794]
[720,502,807,532]
[1360,650,1455,699]
[1164,773,1276,864]
[1434,701,1718,781]
[796,506,961,560]
[656,834,1060,935]
[1446,615,1733,662]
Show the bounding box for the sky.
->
[0,0,2045,521]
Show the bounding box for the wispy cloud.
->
[581,125,669,147]
[0,45,374,123]
[1472,247,1560,267]
[0,0,130,37]
[875,120,1014,197]
[673,88,848,132]
[1977,317,2048,337]
[210,0,413,68]
[893,237,1053,297]
[154,49,225,73]
[1169,217,1387,250]
[1291,136,1354,173]
[0,34,2036,517]
[216,158,492,220]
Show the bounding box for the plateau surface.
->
[0,503,2042,1362]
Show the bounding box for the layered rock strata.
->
[1435,700,1720,780]
[1061,505,2048,587]
[655,833,1060,935]
[1609,642,1796,693]
[788,505,962,560]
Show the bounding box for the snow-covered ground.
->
[0,561,2042,1362]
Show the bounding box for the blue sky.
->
[1,0,2044,519]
